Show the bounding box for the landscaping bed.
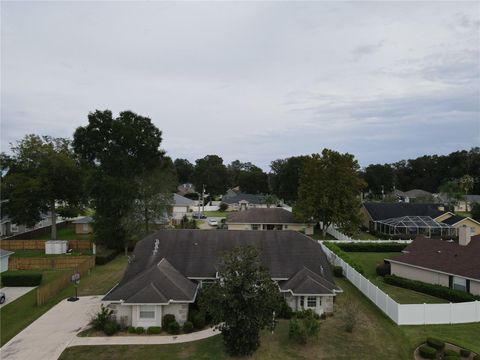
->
[414,337,479,360]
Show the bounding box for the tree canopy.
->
[269,156,309,203]
[191,155,229,196]
[199,246,280,356]
[173,158,194,184]
[2,135,85,239]
[363,164,394,198]
[295,149,366,235]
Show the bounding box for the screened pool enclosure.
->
[375,216,456,237]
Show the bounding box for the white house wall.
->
[163,303,189,324]
[390,262,449,287]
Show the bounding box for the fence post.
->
[449,302,453,324]
[424,303,426,325]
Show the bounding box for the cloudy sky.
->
[2,1,479,170]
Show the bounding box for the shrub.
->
[445,356,460,360]
[426,337,445,350]
[103,321,118,336]
[333,266,343,277]
[95,249,118,265]
[1,272,42,286]
[219,202,228,211]
[167,321,180,335]
[191,311,206,329]
[341,300,358,333]
[320,313,327,320]
[147,326,161,334]
[323,242,364,274]
[473,355,480,360]
[460,349,471,357]
[127,326,136,333]
[162,314,176,330]
[376,262,391,277]
[135,327,145,334]
[277,299,294,319]
[90,305,114,331]
[288,319,307,345]
[303,316,320,338]
[183,321,194,333]
[334,242,406,252]
[444,349,459,357]
[419,345,437,359]
[384,275,480,303]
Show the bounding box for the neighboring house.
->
[0,249,14,273]
[103,230,339,327]
[0,213,63,239]
[172,193,195,220]
[222,187,241,200]
[226,208,314,235]
[438,214,480,236]
[387,226,480,296]
[387,189,436,203]
[221,193,267,211]
[72,216,93,234]
[177,183,196,197]
[440,194,480,212]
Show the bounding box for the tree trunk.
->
[144,206,149,233]
[51,201,57,240]
[124,245,128,256]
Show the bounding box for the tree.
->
[269,156,309,203]
[459,175,475,212]
[238,165,269,194]
[363,164,394,198]
[192,155,229,196]
[295,149,366,236]
[471,203,480,222]
[73,110,165,249]
[2,135,85,239]
[199,246,280,356]
[174,158,194,184]
[438,181,463,209]
[262,194,280,208]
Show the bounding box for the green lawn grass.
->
[37,226,92,241]
[10,249,92,258]
[351,231,379,240]
[58,278,480,360]
[455,211,471,218]
[348,252,447,304]
[309,229,336,240]
[0,255,127,346]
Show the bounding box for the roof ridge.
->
[156,258,193,299]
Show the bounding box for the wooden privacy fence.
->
[36,256,95,306]
[0,239,92,251]
[8,256,94,271]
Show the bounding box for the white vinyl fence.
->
[320,242,480,325]
[325,224,412,243]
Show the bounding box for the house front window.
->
[252,225,259,230]
[307,296,316,308]
[300,297,304,308]
[453,277,467,292]
[139,305,156,319]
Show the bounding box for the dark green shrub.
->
[384,275,480,302]
[376,263,391,277]
[167,321,180,335]
[103,321,118,336]
[127,326,136,333]
[288,319,307,345]
[473,354,480,360]
[426,337,445,350]
[444,349,458,357]
[303,316,320,337]
[323,242,364,274]
[135,327,145,334]
[277,298,294,319]
[333,266,343,277]
[1,272,42,286]
[445,356,460,360]
[90,305,114,331]
[183,321,194,333]
[219,202,228,211]
[147,326,161,334]
[335,242,406,252]
[460,349,471,357]
[95,249,118,265]
[191,311,206,329]
[162,314,176,330]
[320,313,327,320]
[419,345,437,359]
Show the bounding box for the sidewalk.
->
[69,327,220,346]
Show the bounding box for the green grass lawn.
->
[10,249,93,258]
[351,231,379,240]
[203,211,228,218]
[0,255,128,346]
[455,211,471,218]
[348,252,447,304]
[58,278,480,360]
[309,229,336,240]
[37,226,92,241]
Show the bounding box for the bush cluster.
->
[288,319,307,345]
[135,327,145,334]
[127,326,136,333]
[190,311,206,329]
[426,337,445,350]
[183,321,194,333]
[277,299,294,319]
[103,321,118,336]
[323,242,364,274]
[167,321,180,335]
[162,314,176,330]
[2,272,43,286]
[473,354,480,360]
[460,349,471,357]
[384,275,480,302]
[288,310,321,345]
[147,326,161,334]
[375,263,391,277]
[332,266,343,277]
[90,305,118,336]
[418,345,437,359]
[334,242,406,252]
[95,249,118,265]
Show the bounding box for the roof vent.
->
[153,239,160,255]
[128,254,135,263]
[320,265,324,277]
[437,250,441,254]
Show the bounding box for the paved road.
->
[0,287,36,308]
[0,296,102,360]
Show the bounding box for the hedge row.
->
[95,249,119,265]
[323,242,364,274]
[1,271,43,286]
[384,275,480,303]
[334,242,407,252]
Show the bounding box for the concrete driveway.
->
[0,295,102,360]
[0,287,36,308]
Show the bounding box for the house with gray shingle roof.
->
[103,230,339,328]
[221,192,267,211]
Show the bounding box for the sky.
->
[1,1,479,170]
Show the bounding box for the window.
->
[307,296,316,308]
[83,224,89,232]
[284,225,288,229]
[139,305,155,319]
[300,297,304,308]
[453,277,467,292]
[11,224,18,232]
[252,225,259,230]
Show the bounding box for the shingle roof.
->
[222,193,263,204]
[174,193,195,206]
[440,215,466,225]
[387,235,480,280]
[72,216,93,224]
[404,189,433,198]
[103,230,336,303]
[226,208,302,224]
[363,202,446,221]
[279,267,338,295]
[104,258,198,304]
